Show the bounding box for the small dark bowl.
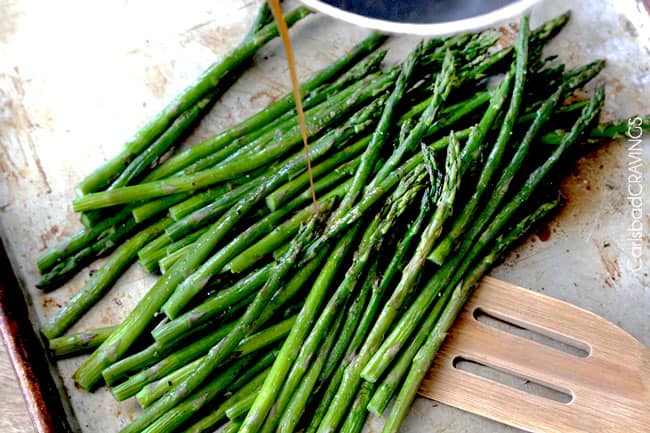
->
[300,0,542,35]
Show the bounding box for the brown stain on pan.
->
[593,239,622,288]
[0,68,52,193]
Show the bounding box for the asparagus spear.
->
[139,226,209,275]
[265,144,363,212]
[48,326,117,358]
[164,126,369,243]
[430,15,530,269]
[260,169,425,433]
[273,311,345,433]
[112,315,294,401]
[159,99,385,314]
[104,293,256,387]
[238,224,361,433]
[162,198,335,319]
[72,71,395,211]
[373,50,455,185]
[138,350,277,433]
[168,184,235,221]
[339,381,374,433]
[75,6,312,195]
[132,193,191,223]
[331,38,429,219]
[119,214,324,433]
[40,217,172,338]
[222,196,338,275]
[368,88,604,397]
[177,368,270,433]
[36,216,139,291]
[36,207,131,273]
[314,133,458,433]
[155,47,384,183]
[165,182,259,241]
[303,55,457,260]
[74,97,377,390]
[145,32,387,182]
[305,193,431,433]
[382,198,562,433]
[360,130,460,382]
[366,290,447,415]
[306,170,433,433]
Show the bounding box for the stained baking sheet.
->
[0,0,648,432]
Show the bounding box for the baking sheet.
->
[0,0,648,432]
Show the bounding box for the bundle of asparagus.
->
[36,4,648,433]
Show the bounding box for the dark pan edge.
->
[0,239,79,433]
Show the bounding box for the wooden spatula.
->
[419,276,650,433]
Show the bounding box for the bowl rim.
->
[299,0,542,35]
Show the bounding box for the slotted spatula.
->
[419,276,650,433]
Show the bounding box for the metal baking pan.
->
[0,0,648,431]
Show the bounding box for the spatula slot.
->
[473,308,590,358]
[452,357,573,404]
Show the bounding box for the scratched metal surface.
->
[0,0,648,432]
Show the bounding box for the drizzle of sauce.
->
[268,0,319,212]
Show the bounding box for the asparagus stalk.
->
[161,196,336,319]
[37,219,142,292]
[74,97,375,390]
[366,291,448,415]
[221,199,330,275]
[305,173,433,433]
[112,315,294,401]
[72,71,395,211]
[369,88,604,399]
[35,207,132,273]
[134,359,197,408]
[40,217,172,338]
[75,6,312,195]
[382,198,562,433]
[140,226,209,275]
[132,193,191,223]
[119,215,324,433]
[145,32,387,182]
[225,172,357,275]
[165,183,259,241]
[227,393,260,421]
[430,15,530,269]
[358,131,460,382]
[265,144,363,212]
[222,421,243,433]
[238,224,361,433]
[373,50,455,186]
[179,368,270,433]
[154,238,329,353]
[311,195,433,433]
[48,326,117,358]
[321,258,375,382]
[273,311,345,433]
[269,165,427,433]
[168,184,235,221]
[331,38,428,219]
[102,294,256,386]
[163,124,369,244]
[160,46,383,183]
[117,92,219,191]
[340,381,374,433]
[314,133,458,433]
[104,294,257,384]
[137,350,276,433]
